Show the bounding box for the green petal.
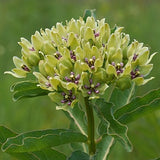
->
[42,42,56,55]
[4,69,27,78]
[61,81,78,90]
[147,52,157,64]
[67,32,79,50]
[39,60,47,77]
[13,56,24,69]
[59,63,70,76]
[138,50,149,65]
[133,77,154,86]
[123,65,131,76]
[99,83,109,95]
[106,64,117,77]
[139,64,153,76]
[46,55,58,67]
[50,77,60,90]
[85,17,96,29]
[56,22,66,36]
[84,27,95,41]
[31,31,43,51]
[111,48,123,63]
[48,92,62,105]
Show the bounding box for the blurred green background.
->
[0,0,160,159]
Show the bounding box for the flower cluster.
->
[5,17,156,108]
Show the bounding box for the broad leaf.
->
[65,103,88,136]
[103,84,135,111]
[69,120,88,153]
[67,150,89,160]
[1,129,87,153]
[64,103,88,153]
[114,88,160,124]
[9,148,67,160]
[11,81,49,101]
[33,148,66,160]
[95,135,114,160]
[94,99,132,152]
[0,126,17,147]
[0,126,67,160]
[0,126,38,160]
[83,9,96,22]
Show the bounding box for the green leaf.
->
[69,120,88,153]
[0,126,17,147]
[94,99,133,152]
[114,88,160,124]
[0,126,38,160]
[67,150,89,160]
[9,152,39,160]
[33,148,66,160]
[65,103,88,136]
[11,81,50,101]
[64,103,88,153]
[95,135,114,160]
[0,126,67,160]
[9,148,67,160]
[83,9,96,22]
[1,129,87,153]
[103,84,135,112]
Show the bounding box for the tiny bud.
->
[45,82,51,87]
[120,62,124,67]
[84,85,89,89]
[65,76,71,82]
[29,47,35,51]
[72,95,76,100]
[67,101,71,106]
[92,56,96,61]
[117,70,121,75]
[91,66,95,70]
[95,90,100,94]
[85,58,88,63]
[76,74,80,80]
[89,79,93,84]
[70,72,74,75]
[94,32,100,37]
[95,82,100,87]
[61,92,66,96]
[61,100,66,103]
[88,91,92,95]
[111,62,115,66]
[75,81,79,84]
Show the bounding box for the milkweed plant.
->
[1,10,160,160]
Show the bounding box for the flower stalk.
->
[84,97,96,155]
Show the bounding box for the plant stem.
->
[84,97,96,155]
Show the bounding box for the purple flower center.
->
[54,51,62,60]
[133,53,138,61]
[21,65,30,72]
[61,90,76,106]
[93,29,100,38]
[84,56,96,70]
[130,68,142,79]
[84,79,100,95]
[112,62,124,75]
[65,72,80,84]
[29,47,35,51]
[62,37,68,42]
[45,82,51,88]
[70,50,76,61]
